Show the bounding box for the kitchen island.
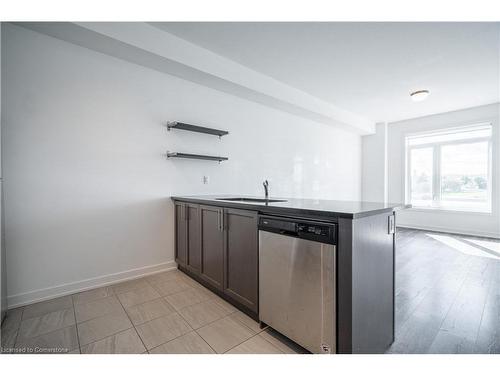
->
[171,195,408,354]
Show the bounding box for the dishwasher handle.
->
[259,217,297,234]
[258,216,336,245]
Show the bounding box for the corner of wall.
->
[361,122,388,203]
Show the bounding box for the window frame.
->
[405,123,493,213]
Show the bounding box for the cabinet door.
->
[174,202,187,267]
[186,203,201,274]
[224,208,258,313]
[200,205,224,290]
[1,181,6,322]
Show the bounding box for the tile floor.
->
[4,228,497,354]
[0,269,307,354]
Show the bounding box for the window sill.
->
[407,206,493,216]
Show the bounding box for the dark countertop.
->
[171,195,409,219]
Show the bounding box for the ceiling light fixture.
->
[410,90,430,102]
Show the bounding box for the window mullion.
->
[488,139,492,207]
[406,145,412,204]
[433,145,441,206]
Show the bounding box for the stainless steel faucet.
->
[263,180,269,200]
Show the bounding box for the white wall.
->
[361,122,387,203]
[2,24,362,307]
[386,103,500,238]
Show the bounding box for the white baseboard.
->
[397,224,500,239]
[7,260,177,308]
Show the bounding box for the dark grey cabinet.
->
[199,205,225,290]
[175,202,202,274]
[223,208,259,313]
[175,202,259,315]
[337,212,396,353]
[186,203,201,274]
[174,202,187,267]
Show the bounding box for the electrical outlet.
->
[203,176,210,184]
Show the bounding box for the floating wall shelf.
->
[167,121,229,138]
[166,152,228,163]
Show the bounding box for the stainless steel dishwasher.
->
[259,215,336,354]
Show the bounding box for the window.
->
[406,124,492,213]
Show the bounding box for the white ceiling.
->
[19,22,374,133]
[153,22,500,123]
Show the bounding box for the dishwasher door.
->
[259,230,336,354]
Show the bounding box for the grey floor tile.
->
[81,328,146,354]
[75,295,124,323]
[126,298,176,325]
[165,287,214,310]
[1,308,23,332]
[135,312,192,350]
[117,285,161,308]
[1,328,18,351]
[196,314,255,353]
[77,310,132,346]
[179,300,232,329]
[226,335,283,354]
[150,278,192,296]
[211,296,237,314]
[112,278,150,295]
[73,286,114,305]
[258,329,308,354]
[179,274,207,288]
[22,296,73,320]
[230,311,264,333]
[15,325,79,354]
[149,331,215,354]
[146,270,183,284]
[18,308,75,340]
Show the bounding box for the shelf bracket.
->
[166,121,177,131]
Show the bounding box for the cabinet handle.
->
[388,215,395,234]
[220,210,224,231]
[185,205,189,221]
[224,211,228,231]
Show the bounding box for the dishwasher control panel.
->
[298,223,329,236]
[258,216,336,245]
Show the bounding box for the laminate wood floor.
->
[1,227,498,354]
[387,228,499,354]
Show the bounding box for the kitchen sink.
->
[215,197,287,203]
